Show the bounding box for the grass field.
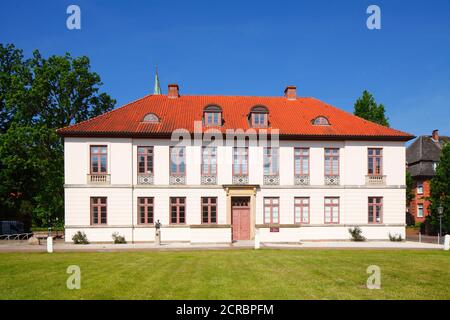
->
[0,249,449,300]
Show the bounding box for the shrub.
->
[348,226,366,241]
[72,231,89,244]
[112,232,126,244]
[388,232,403,241]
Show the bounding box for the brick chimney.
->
[168,84,179,99]
[432,129,439,141]
[284,86,297,100]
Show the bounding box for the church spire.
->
[153,66,161,95]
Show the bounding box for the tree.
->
[353,90,389,127]
[405,170,415,226]
[426,143,450,235]
[0,43,116,229]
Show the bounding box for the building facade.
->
[58,85,413,243]
[406,130,449,223]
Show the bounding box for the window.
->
[324,197,339,224]
[368,197,383,223]
[324,148,339,176]
[91,197,107,225]
[138,197,154,224]
[294,148,309,175]
[264,197,279,224]
[202,197,217,224]
[233,147,248,176]
[142,113,160,123]
[170,197,186,224]
[417,181,423,194]
[294,197,309,224]
[90,145,107,174]
[417,204,424,218]
[263,147,279,175]
[250,105,268,127]
[368,148,382,175]
[201,147,217,176]
[137,147,154,175]
[312,116,330,125]
[170,146,186,175]
[203,105,222,126]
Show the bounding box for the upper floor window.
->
[294,197,310,224]
[138,197,154,224]
[202,197,217,224]
[142,113,160,123]
[324,197,339,224]
[417,181,423,194]
[91,197,107,225]
[137,146,154,175]
[368,197,383,223]
[170,197,186,224]
[90,145,107,174]
[201,146,217,176]
[294,148,309,175]
[203,105,222,126]
[250,105,268,128]
[264,197,279,224]
[233,147,249,176]
[368,148,382,175]
[263,147,279,175]
[170,146,186,175]
[324,148,339,176]
[312,116,330,125]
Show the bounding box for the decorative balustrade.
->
[232,175,249,185]
[263,175,280,185]
[365,175,386,185]
[169,175,186,185]
[324,175,340,186]
[201,175,217,185]
[87,174,110,184]
[137,174,154,185]
[294,175,310,186]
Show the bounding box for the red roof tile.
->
[56,94,414,141]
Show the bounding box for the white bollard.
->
[47,236,53,253]
[254,228,260,249]
[444,235,449,251]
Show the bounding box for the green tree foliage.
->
[353,90,390,127]
[426,143,450,235]
[0,43,115,229]
[406,171,414,205]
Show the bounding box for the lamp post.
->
[438,205,443,244]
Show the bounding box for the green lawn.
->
[0,249,449,300]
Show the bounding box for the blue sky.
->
[1,0,449,138]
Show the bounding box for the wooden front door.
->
[232,197,250,241]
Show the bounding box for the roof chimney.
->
[168,84,179,99]
[284,86,297,100]
[432,129,439,141]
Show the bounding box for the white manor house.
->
[57,84,414,243]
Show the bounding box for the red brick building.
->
[406,130,449,223]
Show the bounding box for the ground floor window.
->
[170,197,186,224]
[202,197,217,224]
[324,197,339,224]
[368,197,383,223]
[264,197,279,224]
[91,197,107,225]
[417,203,424,217]
[294,197,309,224]
[138,197,154,224]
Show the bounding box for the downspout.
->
[131,140,135,244]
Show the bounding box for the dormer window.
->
[312,116,330,126]
[250,105,268,128]
[203,105,222,126]
[142,113,160,123]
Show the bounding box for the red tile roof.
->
[56,94,414,141]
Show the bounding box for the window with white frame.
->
[324,197,339,224]
[294,197,309,224]
[417,181,423,194]
[294,148,309,176]
[417,204,424,217]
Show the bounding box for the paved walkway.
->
[0,240,444,252]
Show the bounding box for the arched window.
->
[203,105,222,126]
[142,113,160,123]
[312,116,330,126]
[249,105,269,127]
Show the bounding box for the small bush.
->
[112,232,126,244]
[72,231,89,244]
[389,232,403,241]
[348,226,366,241]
